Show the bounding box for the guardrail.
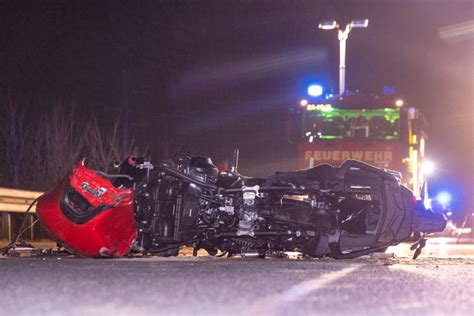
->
[0,187,43,213]
[0,187,44,240]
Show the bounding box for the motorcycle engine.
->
[177,156,219,184]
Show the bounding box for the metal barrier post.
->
[0,187,43,241]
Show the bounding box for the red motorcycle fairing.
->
[36,162,137,257]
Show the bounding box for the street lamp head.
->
[350,19,369,28]
[318,21,338,30]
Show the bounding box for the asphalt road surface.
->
[1,239,473,316]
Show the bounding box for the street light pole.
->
[319,19,369,95]
[338,25,349,96]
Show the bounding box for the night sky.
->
[1,0,473,214]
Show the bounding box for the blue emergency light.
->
[307,84,323,97]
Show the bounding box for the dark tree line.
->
[0,98,138,191]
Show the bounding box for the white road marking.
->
[239,266,359,316]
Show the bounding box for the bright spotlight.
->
[307,84,323,97]
[437,192,451,206]
[350,19,369,28]
[318,21,337,30]
[422,161,435,175]
[395,99,404,107]
[300,99,308,106]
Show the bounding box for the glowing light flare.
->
[395,99,404,107]
[422,161,435,175]
[437,192,452,207]
[307,84,323,97]
[300,99,308,107]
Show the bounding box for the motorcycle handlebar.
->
[413,207,447,234]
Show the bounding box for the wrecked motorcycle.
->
[36,156,446,258]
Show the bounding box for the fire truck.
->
[288,92,429,197]
[285,19,431,197]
